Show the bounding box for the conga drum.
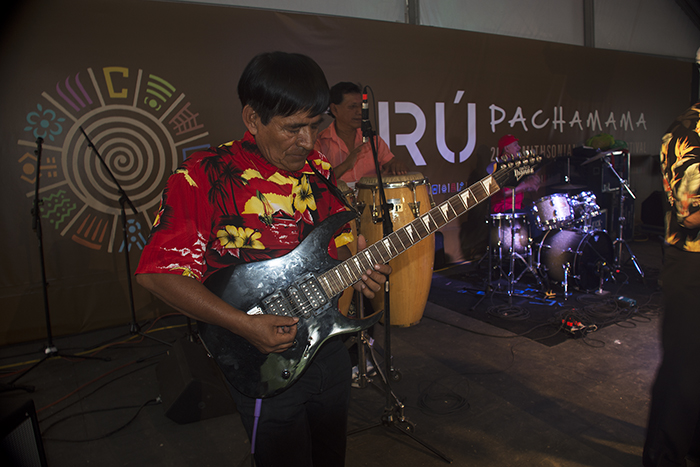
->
[355,173,435,327]
[336,180,358,317]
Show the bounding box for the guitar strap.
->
[309,163,359,215]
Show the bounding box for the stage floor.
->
[1,235,663,466]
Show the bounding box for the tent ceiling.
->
[677,0,700,31]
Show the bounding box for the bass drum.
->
[356,173,434,327]
[537,229,614,292]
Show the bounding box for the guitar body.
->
[200,211,382,399]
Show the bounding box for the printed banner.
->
[0,0,690,344]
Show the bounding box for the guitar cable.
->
[250,398,262,466]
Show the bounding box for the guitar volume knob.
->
[281,369,291,379]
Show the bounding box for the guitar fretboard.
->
[317,156,539,299]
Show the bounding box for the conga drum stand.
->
[348,90,452,463]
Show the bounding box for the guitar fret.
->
[319,155,546,300]
[352,256,365,277]
[445,199,461,218]
[334,268,347,291]
[342,263,355,287]
[318,274,333,296]
[420,212,436,232]
[382,238,396,258]
[362,250,375,270]
[332,269,345,293]
[366,246,380,266]
[411,218,429,238]
[390,231,408,252]
[374,240,391,262]
[436,203,451,224]
[404,223,418,244]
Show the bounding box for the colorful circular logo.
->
[17,67,209,253]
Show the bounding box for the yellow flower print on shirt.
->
[217,226,265,249]
[169,266,201,281]
[174,168,198,188]
[243,190,294,225]
[293,175,316,213]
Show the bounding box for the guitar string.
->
[253,158,533,318]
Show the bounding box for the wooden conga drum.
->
[355,173,435,327]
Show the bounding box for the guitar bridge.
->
[258,274,330,318]
[262,292,294,317]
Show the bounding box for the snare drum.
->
[489,213,529,257]
[356,173,434,327]
[530,193,574,231]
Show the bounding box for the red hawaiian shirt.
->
[136,131,353,282]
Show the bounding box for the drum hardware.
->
[551,182,587,190]
[580,149,624,167]
[409,201,421,218]
[598,153,644,279]
[348,291,379,390]
[537,229,615,292]
[486,192,545,301]
[355,201,365,233]
[552,156,587,190]
[562,263,571,297]
[407,181,421,218]
[595,261,612,295]
[350,99,451,462]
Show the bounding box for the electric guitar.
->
[199,152,548,398]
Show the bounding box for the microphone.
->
[361,92,370,143]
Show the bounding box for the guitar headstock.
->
[493,150,550,187]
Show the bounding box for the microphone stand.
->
[2,138,109,394]
[79,127,170,347]
[348,89,451,463]
[601,153,644,280]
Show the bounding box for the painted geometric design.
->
[17,67,209,253]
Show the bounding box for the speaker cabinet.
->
[156,338,236,424]
[0,399,48,467]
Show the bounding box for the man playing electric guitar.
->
[135,51,391,467]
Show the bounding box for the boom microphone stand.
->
[2,138,109,394]
[601,152,644,279]
[79,127,169,347]
[348,88,451,463]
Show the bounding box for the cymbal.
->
[580,149,625,166]
[551,183,587,190]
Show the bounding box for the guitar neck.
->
[317,161,523,299]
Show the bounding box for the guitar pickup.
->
[286,274,329,318]
[262,292,294,317]
[298,277,327,313]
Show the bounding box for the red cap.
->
[498,134,518,152]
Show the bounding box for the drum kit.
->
[487,189,616,296]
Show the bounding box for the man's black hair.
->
[238,51,329,125]
[328,82,362,118]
